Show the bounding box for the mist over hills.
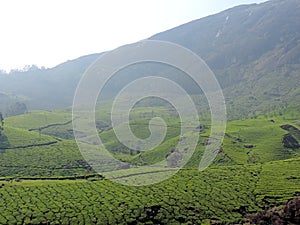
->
[1,2,300,223]
[1,0,300,118]
[0,53,101,111]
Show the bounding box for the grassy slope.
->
[0,107,300,224]
[0,140,90,177]
[4,110,72,130]
[0,126,57,149]
[128,109,300,168]
[223,117,298,164]
[0,111,91,178]
[1,107,300,176]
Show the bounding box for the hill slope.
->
[1,0,300,118]
[150,0,300,118]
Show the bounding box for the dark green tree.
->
[6,102,28,117]
[0,112,3,135]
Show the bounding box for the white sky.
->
[0,0,267,72]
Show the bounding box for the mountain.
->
[1,0,300,118]
[150,0,300,118]
[0,53,101,110]
[151,0,300,70]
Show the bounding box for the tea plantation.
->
[0,108,299,224]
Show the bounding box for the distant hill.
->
[0,0,300,118]
[0,53,101,111]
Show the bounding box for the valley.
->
[1,0,300,224]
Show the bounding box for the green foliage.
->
[0,140,92,177]
[5,102,28,117]
[0,159,299,224]
[0,112,92,177]
[5,110,71,130]
[0,1,300,223]
[1,106,300,177]
[222,113,300,164]
[0,112,3,136]
[0,102,299,224]
[0,126,57,149]
[255,157,300,207]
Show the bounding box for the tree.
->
[0,112,3,135]
[5,102,28,117]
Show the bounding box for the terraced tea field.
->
[0,107,299,224]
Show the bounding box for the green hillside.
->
[2,105,300,177]
[0,102,299,224]
[1,0,300,224]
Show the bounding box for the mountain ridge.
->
[0,0,300,118]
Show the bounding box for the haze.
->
[0,0,267,72]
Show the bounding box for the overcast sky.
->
[0,0,267,72]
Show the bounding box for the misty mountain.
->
[0,53,101,111]
[150,0,300,117]
[1,0,300,118]
[151,0,300,70]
